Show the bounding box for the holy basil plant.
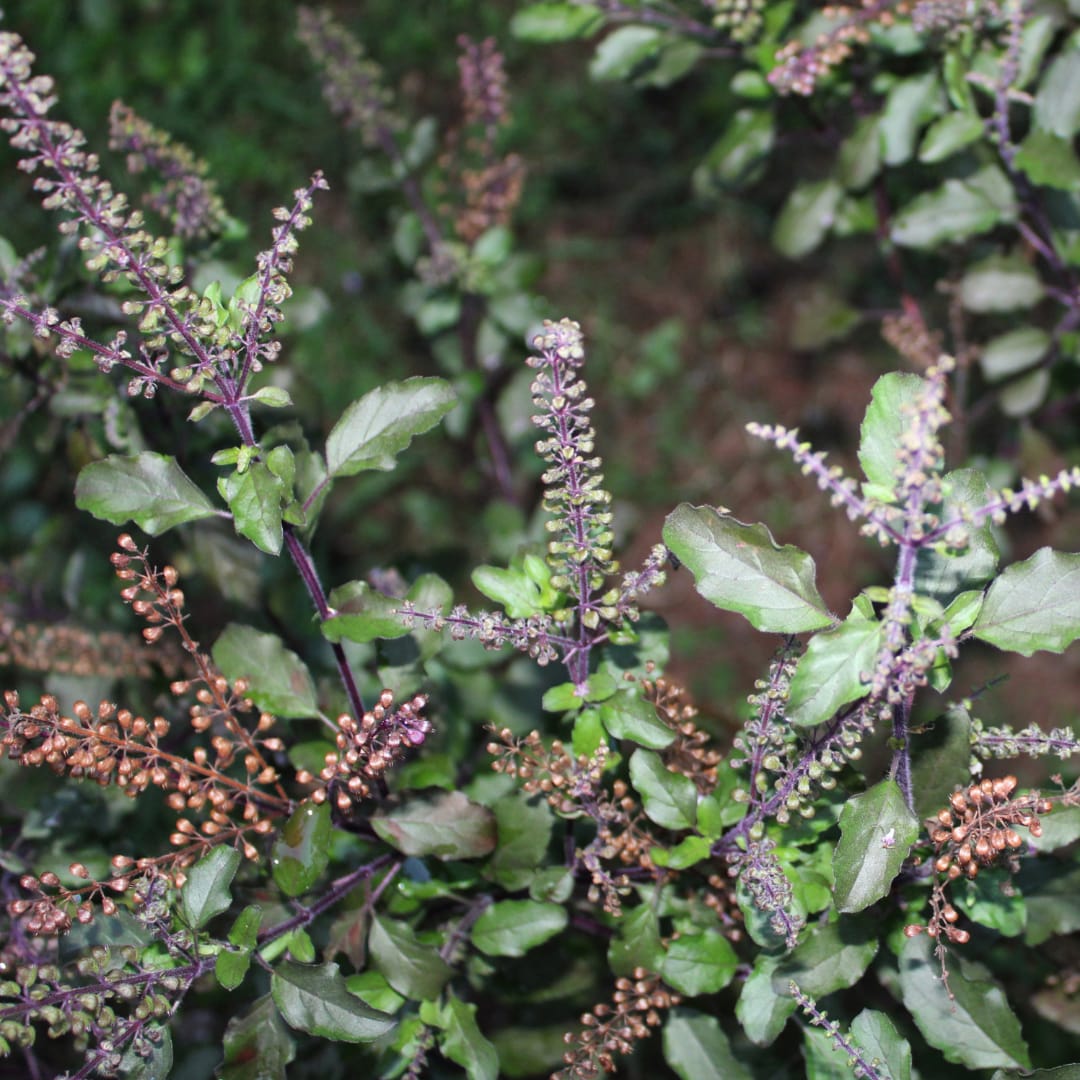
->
[0,10,1078,1080]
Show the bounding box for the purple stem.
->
[283,529,365,720]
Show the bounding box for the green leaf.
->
[630,748,697,830]
[1015,130,1080,191]
[832,780,919,912]
[938,590,984,634]
[974,548,1080,655]
[911,704,971,821]
[914,469,1001,603]
[75,452,216,534]
[880,72,942,166]
[488,790,555,891]
[1016,14,1058,90]
[369,914,453,1000]
[786,616,882,728]
[510,3,603,42]
[345,971,405,1015]
[284,929,315,963]
[961,868,1026,936]
[181,846,240,930]
[608,905,665,976]
[471,900,567,958]
[249,385,293,409]
[219,996,296,1080]
[471,226,512,265]
[850,1010,912,1080]
[416,295,461,335]
[960,254,1045,312]
[663,1009,751,1080]
[694,109,775,194]
[119,1025,172,1079]
[650,835,711,870]
[637,38,702,89]
[428,993,499,1080]
[472,564,543,618]
[1030,804,1080,852]
[323,580,409,643]
[272,961,396,1042]
[218,462,285,555]
[899,936,1030,1070]
[661,930,737,995]
[213,623,320,718]
[802,1023,854,1079]
[858,372,924,492]
[775,920,878,998]
[529,866,574,904]
[837,115,881,191]
[216,904,262,991]
[542,672,616,712]
[228,903,262,947]
[272,802,331,898]
[731,70,770,99]
[323,573,451,644]
[790,285,860,351]
[980,327,1050,381]
[600,687,676,749]
[663,505,833,634]
[992,1069,1080,1080]
[371,790,497,859]
[892,166,1017,248]
[736,868,806,950]
[325,377,456,478]
[571,706,605,758]
[1034,50,1080,138]
[1000,368,1050,417]
[1021,861,1080,944]
[918,110,984,163]
[589,26,664,82]
[736,954,796,1046]
[773,179,843,258]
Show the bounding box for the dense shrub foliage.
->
[1,3,1080,1078]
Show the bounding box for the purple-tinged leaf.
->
[272,802,331,898]
[371,790,496,860]
[220,996,295,1080]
